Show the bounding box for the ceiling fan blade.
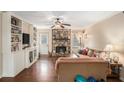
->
[62,23,71,26]
[51,25,55,28]
[60,25,64,28]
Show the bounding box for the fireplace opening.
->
[56,46,66,53]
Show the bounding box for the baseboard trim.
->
[120,77,124,81]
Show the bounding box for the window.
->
[41,35,48,44]
[72,33,80,47]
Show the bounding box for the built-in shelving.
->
[33,27,37,47]
[11,16,22,52]
[2,12,39,77]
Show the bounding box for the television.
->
[22,33,30,44]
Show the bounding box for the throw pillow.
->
[87,49,94,57]
[82,48,89,55]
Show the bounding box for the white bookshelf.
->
[11,16,22,52]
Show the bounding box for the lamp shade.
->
[104,44,113,51]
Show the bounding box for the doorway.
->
[40,33,49,55]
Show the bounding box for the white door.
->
[40,33,49,54]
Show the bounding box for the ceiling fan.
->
[51,17,71,28]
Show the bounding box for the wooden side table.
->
[107,62,123,78]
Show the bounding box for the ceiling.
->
[13,11,120,29]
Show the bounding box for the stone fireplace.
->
[52,29,71,56]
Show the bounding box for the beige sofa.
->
[55,56,108,82]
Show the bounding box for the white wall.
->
[22,21,30,34]
[87,12,124,51]
[0,12,2,78]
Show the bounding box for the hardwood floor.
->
[0,55,57,82]
[0,55,122,82]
